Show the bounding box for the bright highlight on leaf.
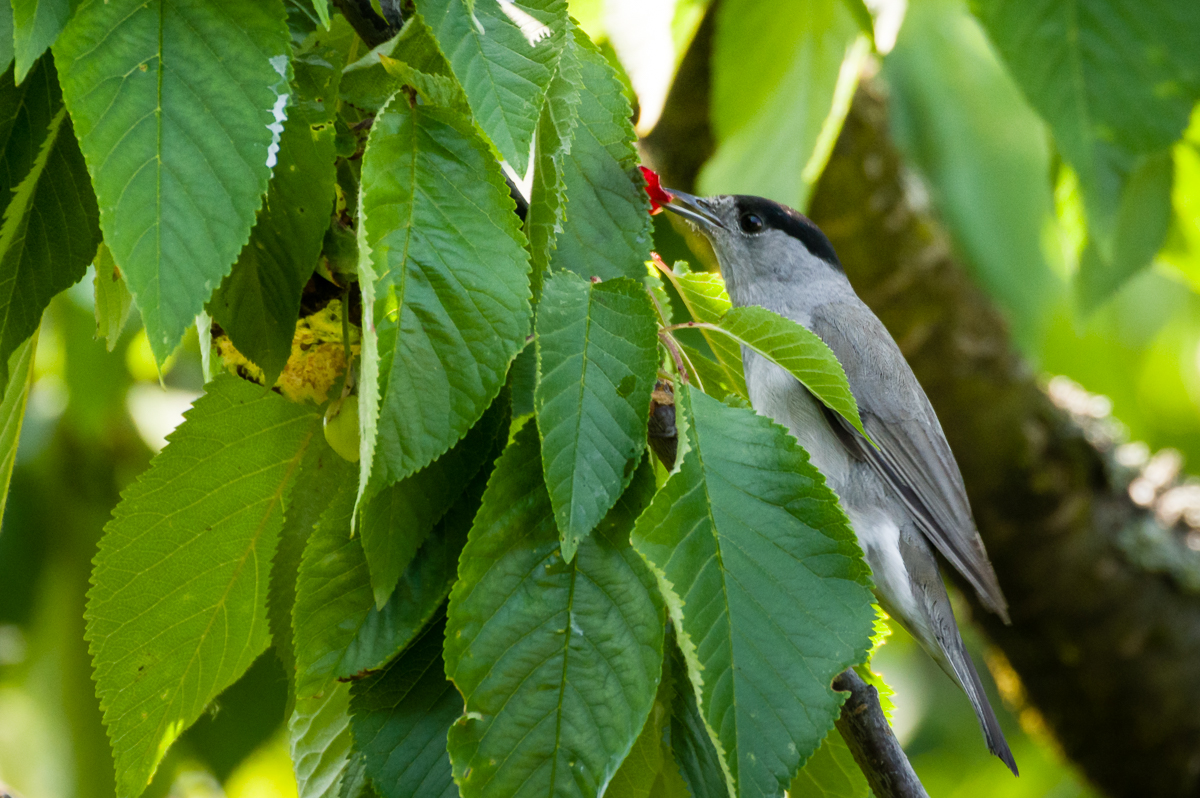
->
[445,426,665,798]
[419,0,567,174]
[86,375,321,798]
[55,0,292,363]
[631,385,875,797]
[715,304,866,436]
[535,271,659,561]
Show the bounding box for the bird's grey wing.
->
[811,300,1009,622]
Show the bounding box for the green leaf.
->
[361,393,508,609]
[787,727,868,798]
[209,44,342,384]
[379,55,469,111]
[356,101,531,494]
[839,0,875,39]
[631,386,875,798]
[0,57,100,394]
[290,682,355,798]
[535,271,658,561]
[181,653,290,782]
[700,0,867,209]
[93,244,132,351]
[664,635,727,798]
[338,752,374,798]
[294,480,371,696]
[295,450,492,694]
[55,0,292,363]
[643,257,674,326]
[363,465,491,672]
[549,31,653,282]
[271,436,357,691]
[86,374,321,798]
[418,0,567,174]
[606,657,689,798]
[970,0,1200,229]
[658,264,746,397]
[677,342,742,403]
[340,12,466,113]
[524,27,582,296]
[713,305,865,436]
[350,611,461,798]
[12,0,73,84]
[882,0,1062,351]
[0,5,13,73]
[312,0,331,27]
[0,332,36,527]
[445,427,665,798]
[1077,150,1174,309]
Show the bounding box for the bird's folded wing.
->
[812,301,1009,621]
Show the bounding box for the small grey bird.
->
[664,189,1018,775]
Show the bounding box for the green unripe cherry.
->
[323,393,361,462]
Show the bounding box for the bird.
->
[662,188,1019,775]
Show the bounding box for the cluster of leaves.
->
[703,0,1200,317]
[0,1,896,797]
[966,0,1199,308]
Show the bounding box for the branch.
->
[647,380,678,470]
[646,16,1200,794]
[833,669,929,798]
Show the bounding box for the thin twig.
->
[657,330,691,385]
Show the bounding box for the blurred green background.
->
[4,0,1199,795]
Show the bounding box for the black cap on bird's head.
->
[662,189,844,273]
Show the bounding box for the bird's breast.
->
[742,350,853,490]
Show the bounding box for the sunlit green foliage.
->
[0,0,1190,797]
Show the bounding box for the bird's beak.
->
[662,189,725,231]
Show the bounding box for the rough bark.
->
[833,670,929,798]
[643,30,1200,797]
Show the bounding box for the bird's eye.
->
[739,213,764,234]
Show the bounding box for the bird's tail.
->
[942,631,1019,776]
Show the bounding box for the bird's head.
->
[662,190,847,304]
